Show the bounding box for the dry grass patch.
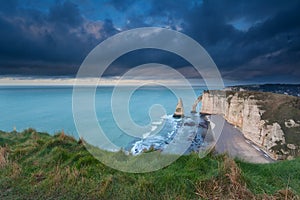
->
[195,156,254,199]
[0,146,8,168]
[195,156,299,200]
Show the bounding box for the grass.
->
[0,129,300,199]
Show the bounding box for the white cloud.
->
[0,76,208,86]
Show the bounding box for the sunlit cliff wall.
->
[200,90,300,160]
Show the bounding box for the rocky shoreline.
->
[130,114,211,156]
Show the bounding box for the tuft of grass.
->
[0,129,299,199]
[195,155,254,199]
[0,146,8,168]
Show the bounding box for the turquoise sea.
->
[0,86,205,152]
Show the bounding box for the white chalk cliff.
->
[199,90,300,160]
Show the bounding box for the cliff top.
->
[226,84,300,97]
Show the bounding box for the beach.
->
[208,115,274,163]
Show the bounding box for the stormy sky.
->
[0,0,300,83]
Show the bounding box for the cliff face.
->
[200,91,300,160]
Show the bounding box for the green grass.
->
[1,129,300,199]
[238,159,300,194]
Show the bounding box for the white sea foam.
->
[152,120,163,125]
[151,125,158,131]
[130,116,181,155]
[130,112,206,156]
[168,131,175,138]
[161,115,168,119]
[143,132,151,138]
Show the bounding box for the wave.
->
[130,115,183,155]
[130,114,208,156]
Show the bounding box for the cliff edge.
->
[200,90,300,160]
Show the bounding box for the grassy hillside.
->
[1,129,300,199]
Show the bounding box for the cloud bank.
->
[0,0,299,83]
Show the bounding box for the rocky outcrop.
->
[173,98,184,118]
[191,96,202,113]
[199,90,300,160]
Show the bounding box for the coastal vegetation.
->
[1,129,299,199]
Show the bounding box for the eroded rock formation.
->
[191,96,202,113]
[173,98,184,118]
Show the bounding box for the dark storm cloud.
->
[97,0,300,82]
[0,0,18,14]
[105,49,191,77]
[0,0,299,83]
[0,1,105,75]
[48,1,83,27]
[191,0,298,23]
[109,0,137,11]
[178,0,300,82]
[100,19,119,38]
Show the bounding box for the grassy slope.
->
[0,129,300,199]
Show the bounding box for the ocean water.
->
[0,86,205,152]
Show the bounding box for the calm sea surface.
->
[0,86,205,150]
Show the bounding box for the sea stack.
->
[173,98,184,118]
